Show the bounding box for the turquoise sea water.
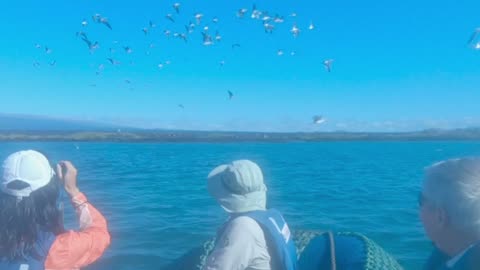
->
[2,141,480,270]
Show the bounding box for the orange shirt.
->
[45,193,111,270]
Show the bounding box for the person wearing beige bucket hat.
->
[204,160,298,270]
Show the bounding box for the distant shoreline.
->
[1,129,480,142]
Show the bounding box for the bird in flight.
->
[173,3,181,14]
[313,116,326,124]
[323,59,334,72]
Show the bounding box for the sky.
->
[0,0,480,132]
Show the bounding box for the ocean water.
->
[1,141,480,270]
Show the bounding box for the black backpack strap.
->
[327,232,336,270]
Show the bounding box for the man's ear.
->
[436,207,449,228]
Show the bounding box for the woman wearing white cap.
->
[0,150,110,270]
[204,160,297,270]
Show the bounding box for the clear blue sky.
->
[0,0,479,132]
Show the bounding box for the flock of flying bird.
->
[31,2,332,125]
[31,4,480,126]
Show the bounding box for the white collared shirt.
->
[446,244,474,268]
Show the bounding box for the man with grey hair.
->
[420,158,480,270]
[204,160,297,270]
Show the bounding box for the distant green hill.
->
[1,114,479,142]
[0,113,131,132]
[1,129,480,142]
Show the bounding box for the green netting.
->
[338,232,404,270]
[292,230,324,258]
[163,230,404,270]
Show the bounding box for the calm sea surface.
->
[2,141,480,270]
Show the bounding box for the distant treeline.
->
[1,128,480,142]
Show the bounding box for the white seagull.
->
[323,59,334,72]
[313,116,326,124]
[173,3,181,14]
[273,15,284,23]
[264,23,274,33]
[166,14,175,23]
[251,5,262,19]
[237,8,248,18]
[99,17,112,30]
[468,28,480,44]
[202,32,213,46]
[123,46,133,54]
[215,31,222,42]
[194,13,203,25]
[290,24,300,38]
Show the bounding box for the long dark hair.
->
[0,178,63,260]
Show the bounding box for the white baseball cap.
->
[207,160,267,213]
[1,150,55,198]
